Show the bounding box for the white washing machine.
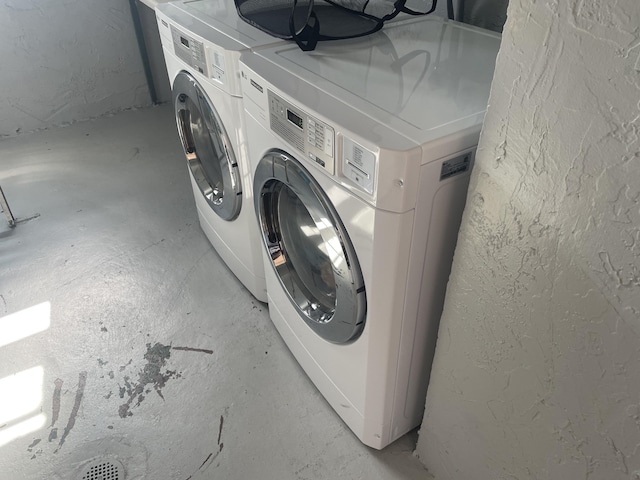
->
[240,17,500,448]
[156,0,288,302]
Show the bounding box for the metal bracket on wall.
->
[0,185,16,227]
[0,185,40,228]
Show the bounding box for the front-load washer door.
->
[173,71,241,221]
[254,149,366,344]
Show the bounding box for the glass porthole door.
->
[254,149,367,344]
[173,71,241,221]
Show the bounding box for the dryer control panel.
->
[268,90,335,175]
[171,25,209,77]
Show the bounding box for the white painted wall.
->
[416,0,640,479]
[0,0,150,137]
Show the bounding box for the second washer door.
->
[173,70,241,221]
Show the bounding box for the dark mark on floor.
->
[51,378,63,427]
[118,343,181,418]
[12,213,40,225]
[217,415,224,447]
[142,237,165,252]
[119,359,132,372]
[101,326,108,332]
[172,346,214,355]
[108,371,114,379]
[183,415,225,480]
[105,391,112,400]
[199,453,213,470]
[48,428,57,442]
[56,371,87,452]
[198,450,221,474]
[27,438,41,452]
[97,359,108,366]
[107,425,114,429]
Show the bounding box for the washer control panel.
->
[171,25,208,77]
[268,90,335,175]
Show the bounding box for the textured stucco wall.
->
[416,1,640,479]
[0,0,150,136]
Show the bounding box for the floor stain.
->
[27,438,41,452]
[142,237,165,252]
[128,147,140,161]
[183,411,226,479]
[217,415,224,451]
[118,343,181,418]
[56,371,87,451]
[50,378,63,428]
[29,448,43,460]
[119,359,132,372]
[199,453,213,470]
[172,346,213,355]
[197,450,220,475]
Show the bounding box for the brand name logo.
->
[250,79,263,93]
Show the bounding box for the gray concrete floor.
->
[0,105,433,480]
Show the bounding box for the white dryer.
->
[240,17,500,448]
[156,0,287,302]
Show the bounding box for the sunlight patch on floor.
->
[0,301,50,348]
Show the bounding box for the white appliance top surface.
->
[138,0,170,10]
[157,0,284,51]
[252,17,501,144]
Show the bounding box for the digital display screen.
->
[180,36,189,48]
[287,109,303,129]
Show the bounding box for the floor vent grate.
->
[79,458,125,480]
